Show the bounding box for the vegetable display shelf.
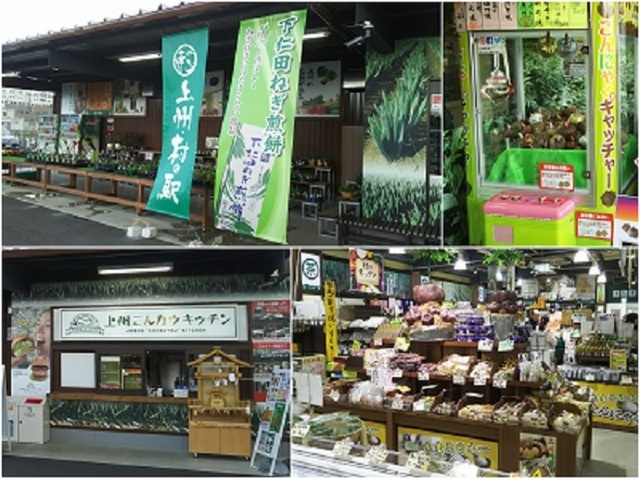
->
[315,401,591,476]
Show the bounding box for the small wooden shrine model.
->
[187,348,252,458]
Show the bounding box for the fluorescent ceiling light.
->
[597,273,607,284]
[98,263,173,275]
[517,278,523,287]
[573,249,590,263]
[588,264,601,276]
[2,72,20,78]
[303,30,330,40]
[343,80,365,89]
[118,52,162,63]
[388,248,406,255]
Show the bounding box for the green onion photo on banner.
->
[147,28,209,219]
[214,10,307,244]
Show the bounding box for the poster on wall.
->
[574,274,596,301]
[86,82,113,115]
[60,82,87,115]
[297,61,341,116]
[36,114,58,154]
[147,27,209,220]
[349,248,384,293]
[363,38,440,229]
[519,433,557,476]
[300,252,322,291]
[10,307,51,397]
[78,116,101,159]
[613,195,638,246]
[213,10,307,245]
[397,426,499,469]
[112,79,147,116]
[57,114,80,155]
[201,70,225,116]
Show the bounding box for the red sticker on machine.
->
[575,211,613,240]
[539,163,575,192]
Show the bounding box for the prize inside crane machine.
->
[455,2,638,246]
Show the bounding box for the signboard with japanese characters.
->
[593,3,619,213]
[147,28,209,219]
[466,2,484,30]
[297,61,341,116]
[324,281,338,362]
[301,252,322,291]
[349,248,384,294]
[575,211,614,241]
[214,10,307,244]
[454,3,467,32]
[539,163,575,192]
[499,2,518,29]
[53,304,246,341]
[480,2,501,30]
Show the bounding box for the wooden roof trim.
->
[187,347,252,368]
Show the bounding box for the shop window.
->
[98,353,143,391]
[472,32,591,193]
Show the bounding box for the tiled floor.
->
[3,440,290,476]
[580,427,638,477]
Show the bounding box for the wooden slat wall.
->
[341,126,364,186]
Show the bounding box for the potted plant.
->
[339,181,360,199]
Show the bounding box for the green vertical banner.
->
[147,28,209,219]
[214,10,307,244]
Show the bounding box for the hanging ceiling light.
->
[588,264,601,276]
[573,249,590,263]
[454,253,467,271]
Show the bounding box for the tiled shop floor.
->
[3,441,290,477]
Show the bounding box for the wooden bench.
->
[338,214,438,245]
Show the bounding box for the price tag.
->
[291,424,310,439]
[391,397,404,410]
[412,399,426,412]
[453,375,466,385]
[418,370,430,381]
[374,338,383,346]
[332,438,354,459]
[478,339,494,352]
[498,339,515,352]
[395,337,411,352]
[365,445,389,466]
[493,377,508,389]
[405,450,430,472]
[393,369,404,378]
[620,375,634,385]
[473,376,487,386]
[584,374,596,382]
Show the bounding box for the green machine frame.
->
[457,2,637,246]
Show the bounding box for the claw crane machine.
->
[455,2,638,245]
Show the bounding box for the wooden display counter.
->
[316,402,591,476]
[49,391,189,404]
[2,159,212,230]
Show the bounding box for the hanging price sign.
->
[493,377,508,389]
[405,450,430,472]
[473,376,487,386]
[291,423,310,439]
[365,445,389,466]
[332,438,354,459]
[498,339,515,352]
[393,369,404,378]
[453,375,466,385]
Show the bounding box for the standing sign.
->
[37,115,59,154]
[323,281,338,362]
[251,369,290,475]
[300,252,321,291]
[60,82,87,115]
[214,10,307,244]
[147,27,208,220]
